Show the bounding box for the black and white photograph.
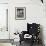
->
[0,0,45,46]
[15,7,26,20]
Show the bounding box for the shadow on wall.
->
[40,25,45,46]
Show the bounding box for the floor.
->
[0,40,43,46]
[0,43,16,46]
[0,41,43,46]
[19,41,43,46]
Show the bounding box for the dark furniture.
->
[41,0,43,3]
[19,23,41,46]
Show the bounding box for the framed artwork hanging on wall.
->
[15,7,26,20]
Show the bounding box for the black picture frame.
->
[15,7,26,20]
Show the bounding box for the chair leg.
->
[20,41,21,45]
[30,39,34,46]
[30,41,34,46]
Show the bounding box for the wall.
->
[0,0,8,3]
[0,2,13,46]
[0,0,46,46]
[9,0,46,46]
[0,4,9,39]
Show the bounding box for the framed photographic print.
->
[15,7,26,20]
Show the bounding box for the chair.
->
[19,23,40,46]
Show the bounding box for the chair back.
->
[27,23,40,35]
